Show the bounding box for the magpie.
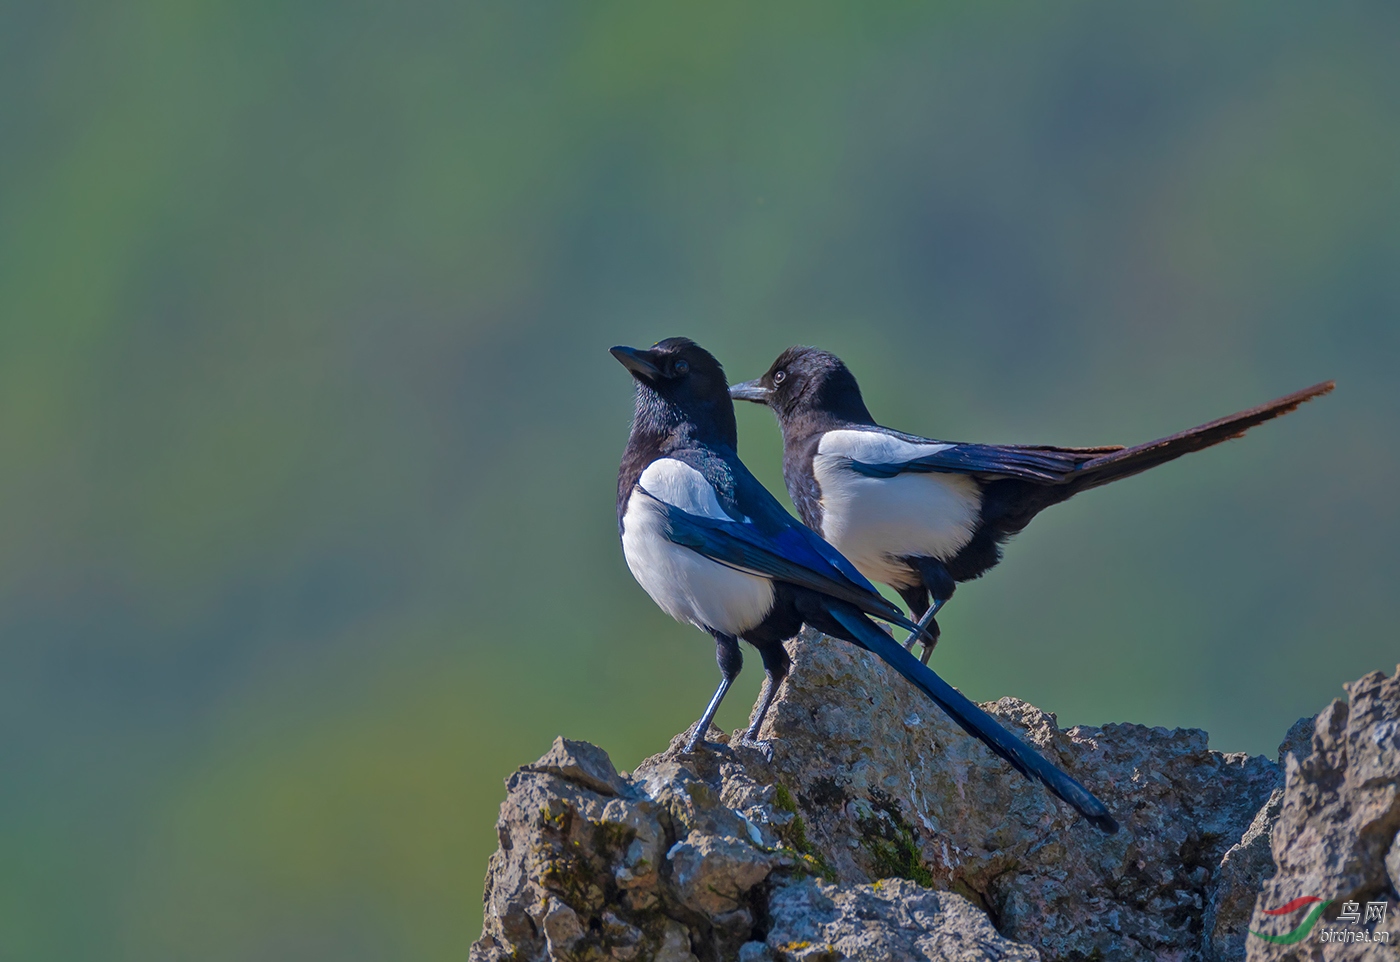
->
[613,337,1118,833]
[731,346,1334,661]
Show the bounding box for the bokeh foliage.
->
[2,3,1397,960]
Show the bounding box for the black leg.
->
[683,633,743,752]
[914,603,942,664]
[907,558,958,663]
[896,583,929,653]
[741,641,791,743]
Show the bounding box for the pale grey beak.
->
[729,379,772,404]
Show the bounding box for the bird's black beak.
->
[729,379,772,404]
[610,345,663,381]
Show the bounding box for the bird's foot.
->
[681,722,723,754]
[906,602,941,653]
[914,611,941,664]
[734,730,774,760]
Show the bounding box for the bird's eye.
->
[673,359,689,376]
[773,370,786,385]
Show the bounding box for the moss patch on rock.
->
[854,790,934,887]
[773,784,838,882]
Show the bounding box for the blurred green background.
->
[3,3,1398,959]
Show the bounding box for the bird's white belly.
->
[813,453,982,588]
[621,493,774,636]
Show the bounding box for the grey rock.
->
[523,736,632,797]
[1246,666,1400,962]
[1389,832,1400,895]
[473,632,1391,961]
[754,629,1280,961]
[542,898,586,956]
[1204,789,1284,961]
[1277,716,1316,766]
[654,919,699,962]
[738,941,774,962]
[472,731,778,962]
[763,877,1040,961]
[669,832,774,916]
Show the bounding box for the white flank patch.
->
[817,429,955,465]
[635,458,736,521]
[621,459,774,636]
[814,431,981,588]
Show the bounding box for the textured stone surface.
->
[1245,667,1400,961]
[1201,719,1321,961]
[472,735,785,962]
[523,737,634,797]
[757,878,1041,961]
[1205,789,1284,961]
[753,629,1280,960]
[1277,716,1317,767]
[472,633,1396,961]
[1389,833,1400,895]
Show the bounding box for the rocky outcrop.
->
[1245,669,1400,961]
[1205,787,1285,961]
[471,630,1398,962]
[756,878,1040,962]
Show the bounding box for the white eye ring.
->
[773,370,786,384]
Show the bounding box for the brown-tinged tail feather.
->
[1070,380,1334,491]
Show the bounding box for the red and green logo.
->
[1250,896,1333,944]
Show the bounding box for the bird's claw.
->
[734,733,774,760]
[681,721,725,754]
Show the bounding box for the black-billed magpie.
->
[731,347,1334,660]
[613,337,1118,833]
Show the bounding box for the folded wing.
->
[639,490,911,627]
[848,442,1104,482]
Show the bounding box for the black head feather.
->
[611,337,738,451]
[734,346,876,437]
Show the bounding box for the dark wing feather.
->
[673,445,892,599]
[732,465,885,593]
[847,442,1101,483]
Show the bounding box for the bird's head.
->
[730,346,874,433]
[611,338,737,448]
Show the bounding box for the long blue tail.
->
[825,602,1119,834]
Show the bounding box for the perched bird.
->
[613,337,1118,832]
[731,347,1334,660]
